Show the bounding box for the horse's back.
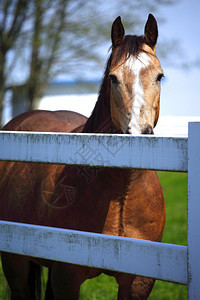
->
[0,110,87,223]
[2,110,87,132]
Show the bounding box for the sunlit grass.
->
[148,171,187,300]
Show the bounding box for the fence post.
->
[188,122,200,299]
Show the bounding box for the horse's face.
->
[109,15,164,134]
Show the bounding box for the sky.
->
[157,0,200,117]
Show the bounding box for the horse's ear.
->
[111,16,125,49]
[144,14,158,50]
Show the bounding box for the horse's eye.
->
[109,74,119,85]
[156,73,164,82]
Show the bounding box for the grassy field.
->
[0,171,187,299]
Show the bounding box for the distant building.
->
[2,80,100,125]
[45,80,100,96]
[39,80,100,117]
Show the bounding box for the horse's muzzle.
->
[125,124,154,135]
[141,125,154,134]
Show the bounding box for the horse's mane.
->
[111,35,145,67]
[82,35,145,134]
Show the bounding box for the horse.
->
[0,14,166,299]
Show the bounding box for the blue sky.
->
[157,0,200,116]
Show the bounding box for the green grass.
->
[0,172,187,299]
[148,171,187,300]
[0,260,8,299]
[80,274,118,300]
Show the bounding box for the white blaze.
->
[126,53,150,134]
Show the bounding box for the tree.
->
[0,0,179,126]
[0,0,29,124]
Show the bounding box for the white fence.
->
[0,122,200,299]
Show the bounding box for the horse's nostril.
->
[142,125,154,134]
[126,126,132,134]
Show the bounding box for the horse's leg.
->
[50,262,88,299]
[1,252,41,300]
[116,273,136,300]
[116,273,155,300]
[130,276,155,300]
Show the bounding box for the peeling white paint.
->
[0,131,188,172]
[0,220,187,284]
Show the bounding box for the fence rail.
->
[0,122,200,299]
[0,131,188,171]
[0,220,187,285]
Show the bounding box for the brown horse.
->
[0,14,166,299]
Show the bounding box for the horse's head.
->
[109,14,164,134]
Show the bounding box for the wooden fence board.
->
[0,221,187,285]
[0,131,188,171]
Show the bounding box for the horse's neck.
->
[81,58,136,190]
[82,60,114,134]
